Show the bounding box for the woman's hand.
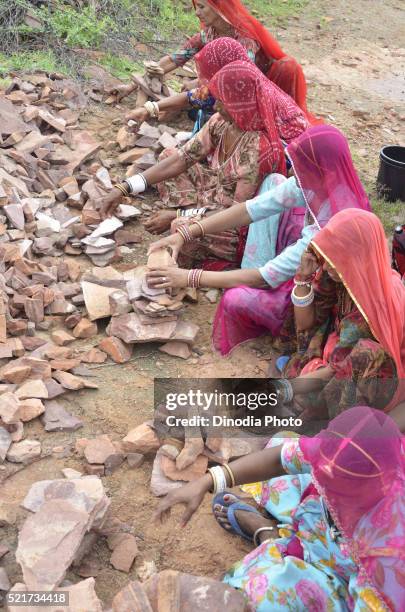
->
[143,211,177,234]
[125,107,149,128]
[99,188,123,220]
[296,249,319,281]
[147,232,185,262]
[154,475,211,527]
[146,266,188,289]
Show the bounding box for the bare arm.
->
[293,251,319,331]
[146,266,267,290]
[158,55,178,74]
[154,445,284,526]
[142,150,188,185]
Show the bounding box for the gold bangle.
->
[223,463,235,488]
[115,183,129,197]
[207,468,217,494]
[192,219,205,238]
[176,209,181,218]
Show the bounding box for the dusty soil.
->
[1,0,404,606]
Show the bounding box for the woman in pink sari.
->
[155,405,405,611]
[147,126,371,360]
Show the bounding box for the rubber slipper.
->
[212,491,263,542]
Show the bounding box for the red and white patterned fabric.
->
[209,60,309,175]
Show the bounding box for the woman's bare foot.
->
[213,493,278,544]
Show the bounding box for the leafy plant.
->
[37,2,117,49]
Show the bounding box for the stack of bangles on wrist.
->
[177,207,207,218]
[144,100,159,119]
[291,275,314,307]
[207,464,235,493]
[176,221,205,243]
[187,268,203,288]
[114,174,148,197]
[272,379,294,403]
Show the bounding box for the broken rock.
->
[16,499,89,590]
[122,422,160,455]
[98,336,132,363]
[7,439,41,464]
[110,534,138,573]
[72,318,98,339]
[41,400,83,432]
[18,398,45,422]
[84,435,116,465]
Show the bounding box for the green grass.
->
[369,192,403,234]
[0,50,69,76]
[98,54,144,81]
[245,0,309,24]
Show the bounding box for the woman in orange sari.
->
[279,209,405,418]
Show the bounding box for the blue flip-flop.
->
[212,491,263,542]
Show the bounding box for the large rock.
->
[21,476,110,527]
[160,453,208,482]
[16,499,89,591]
[143,570,248,611]
[112,580,154,612]
[81,281,117,321]
[107,312,177,344]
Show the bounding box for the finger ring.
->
[162,277,167,282]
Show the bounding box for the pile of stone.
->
[0,76,145,269]
[81,249,200,361]
[121,419,266,498]
[117,120,180,176]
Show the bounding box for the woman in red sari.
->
[102,61,308,266]
[125,1,318,126]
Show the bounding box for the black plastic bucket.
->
[377,145,405,202]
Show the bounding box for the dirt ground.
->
[1,0,404,606]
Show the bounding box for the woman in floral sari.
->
[102,61,308,264]
[280,208,405,418]
[155,405,405,611]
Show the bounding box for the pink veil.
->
[286,126,371,228]
[300,406,405,611]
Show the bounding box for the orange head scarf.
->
[311,209,405,408]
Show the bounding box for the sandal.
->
[212,491,263,543]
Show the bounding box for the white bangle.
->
[208,466,227,494]
[125,174,147,195]
[291,284,314,307]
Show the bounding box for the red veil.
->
[208,61,309,176]
[192,0,285,61]
[191,0,318,122]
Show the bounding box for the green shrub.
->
[37,2,116,49]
